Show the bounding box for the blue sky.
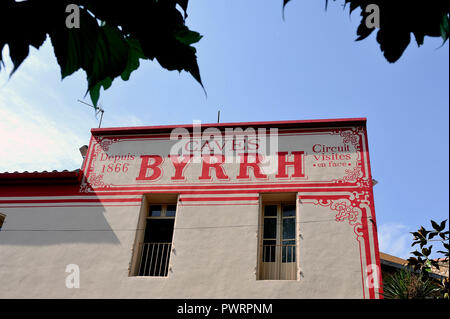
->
[0,1,448,258]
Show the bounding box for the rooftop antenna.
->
[77,99,105,128]
[217,110,220,123]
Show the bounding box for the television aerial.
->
[77,99,105,128]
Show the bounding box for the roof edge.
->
[0,170,81,184]
[91,118,367,136]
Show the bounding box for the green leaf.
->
[431,220,441,232]
[422,246,432,257]
[439,219,447,232]
[356,23,375,41]
[151,34,204,90]
[411,240,421,247]
[136,2,204,93]
[347,0,359,14]
[428,231,438,240]
[175,27,202,46]
[2,0,206,108]
[7,42,30,77]
[282,0,291,20]
[440,13,449,43]
[89,77,113,108]
[418,237,428,248]
[413,31,425,47]
[418,226,430,238]
[50,7,101,80]
[411,231,422,240]
[430,260,440,270]
[176,0,189,18]
[121,38,146,82]
[87,24,129,92]
[0,0,48,76]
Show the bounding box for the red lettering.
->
[237,153,267,179]
[198,155,229,180]
[184,141,199,152]
[136,155,163,181]
[214,140,226,151]
[275,151,305,178]
[233,139,243,151]
[201,140,212,152]
[169,155,193,180]
[312,144,321,153]
[247,138,259,150]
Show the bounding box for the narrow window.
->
[137,204,176,276]
[258,200,297,280]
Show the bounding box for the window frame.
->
[136,203,177,277]
[258,199,299,280]
[129,194,179,278]
[146,204,177,220]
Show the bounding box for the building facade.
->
[0,118,382,298]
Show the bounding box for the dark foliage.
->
[382,269,440,299]
[0,0,203,106]
[284,1,449,63]
[1,1,448,106]
[406,219,449,298]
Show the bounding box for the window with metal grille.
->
[258,203,297,280]
[137,204,176,277]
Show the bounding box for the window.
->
[258,195,298,280]
[0,214,5,231]
[136,204,177,277]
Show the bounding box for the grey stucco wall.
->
[0,196,364,298]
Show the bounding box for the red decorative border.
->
[81,136,121,192]
[300,190,378,299]
[80,127,369,193]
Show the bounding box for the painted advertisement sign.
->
[81,125,370,192]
